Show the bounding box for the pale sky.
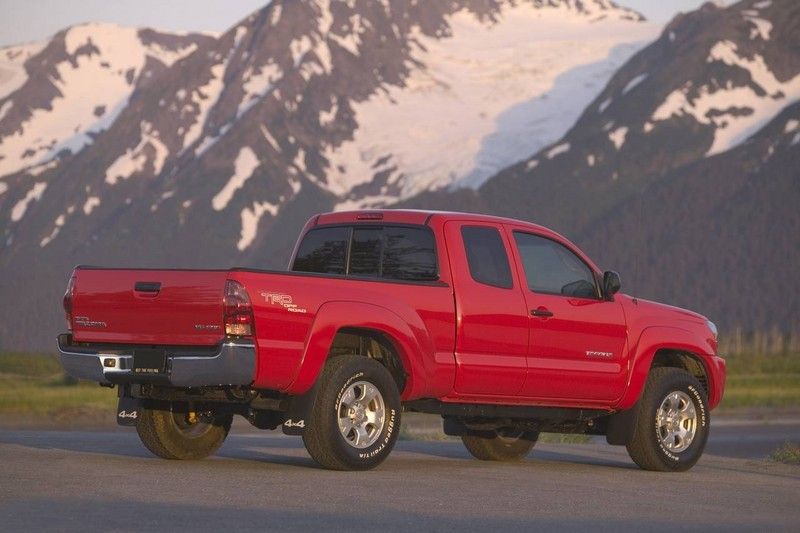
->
[0,0,716,48]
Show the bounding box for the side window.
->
[513,232,598,298]
[381,227,437,281]
[461,226,513,289]
[292,227,350,274]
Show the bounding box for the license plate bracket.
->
[133,348,166,374]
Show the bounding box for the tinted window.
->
[349,228,382,277]
[292,227,350,274]
[513,232,598,298]
[293,225,438,282]
[382,227,437,281]
[461,226,513,289]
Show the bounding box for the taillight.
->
[224,280,254,337]
[63,273,76,330]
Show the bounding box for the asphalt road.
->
[1,419,798,532]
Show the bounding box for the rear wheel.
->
[626,367,710,471]
[302,355,401,470]
[136,403,232,460]
[462,429,539,461]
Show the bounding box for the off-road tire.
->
[136,403,232,460]
[626,367,710,472]
[462,429,539,461]
[302,355,401,471]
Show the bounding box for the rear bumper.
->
[57,334,256,387]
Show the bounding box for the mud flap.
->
[281,381,321,436]
[116,395,142,427]
[605,403,639,445]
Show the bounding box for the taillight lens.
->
[63,273,76,330]
[223,280,254,337]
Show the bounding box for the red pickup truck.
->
[59,210,725,471]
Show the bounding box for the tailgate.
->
[71,268,229,345]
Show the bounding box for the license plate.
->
[133,348,166,374]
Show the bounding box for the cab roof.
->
[314,209,552,233]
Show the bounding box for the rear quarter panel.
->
[228,271,456,399]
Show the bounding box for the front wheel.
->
[302,355,401,470]
[136,403,232,460]
[462,429,539,461]
[626,368,710,471]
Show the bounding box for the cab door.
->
[507,228,629,402]
[445,221,529,397]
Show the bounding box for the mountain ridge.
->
[0,0,797,351]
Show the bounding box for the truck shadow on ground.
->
[4,430,791,477]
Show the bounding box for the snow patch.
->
[651,41,800,155]
[319,97,338,127]
[608,126,628,149]
[546,142,571,159]
[182,62,225,149]
[259,124,281,153]
[526,159,539,170]
[83,196,100,215]
[39,213,66,247]
[587,154,595,167]
[10,182,47,222]
[237,201,279,251]
[145,42,199,66]
[742,12,772,40]
[0,100,12,122]
[238,63,282,118]
[323,4,656,203]
[0,41,45,100]
[212,146,260,211]
[598,97,612,113]
[785,119,799,133]
[0,24,196,178]
[0,181,7,195]
[290,35,313,67]
[27,159,59,176]
[105,121,168,184]
[622,73,648,94]
[269,4,283,26]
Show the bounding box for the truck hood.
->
[621,295,709,329]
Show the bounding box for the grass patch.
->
[538,433,592,444]
[0,353,115,421]
[0,352,63,376]
[1,350,798,425]
[770,442,800,465]
[720,352,800,409]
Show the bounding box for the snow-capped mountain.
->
[0,24,215,179]
[0,0,797,351]
[401,0,800,333]
[0,0,653,256]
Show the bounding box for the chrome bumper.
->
[57,334,256,387]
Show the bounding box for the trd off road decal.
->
[261,292,307,313]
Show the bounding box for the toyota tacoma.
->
[59,210,726,471]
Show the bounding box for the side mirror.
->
[603,271,621,299]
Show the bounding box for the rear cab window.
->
[292,225,438,282]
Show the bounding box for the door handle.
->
[531,307,554,318]
[134,281,161,295]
